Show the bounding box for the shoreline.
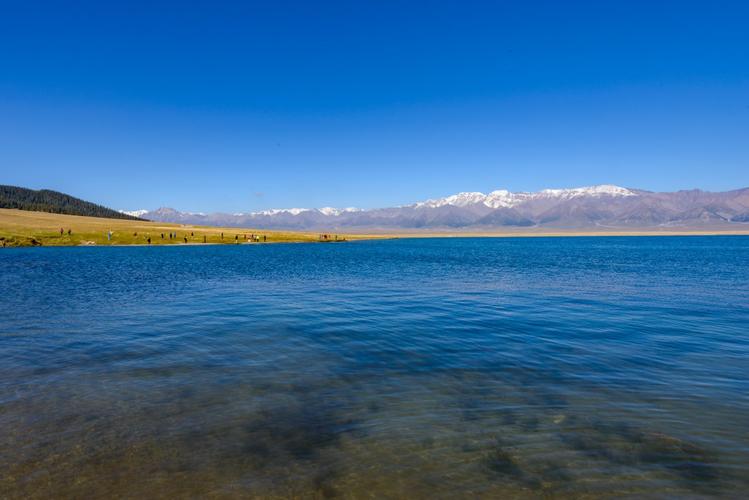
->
[100,240,354,247]
[2,209,748,248]
[4,230,748,248]
[372,230,749,238]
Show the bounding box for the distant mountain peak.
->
[414,184,636,209]
[538,184,636,198]
[318,206,362,216]
[254,208,312,216]
[119,209,149,218]
[250,207,363,217]
[415,191,487,208]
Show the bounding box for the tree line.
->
[0,185,145,220]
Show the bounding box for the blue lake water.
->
[1,237,748,498]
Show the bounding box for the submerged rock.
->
[484,446,522,477]
[639,432,720,482]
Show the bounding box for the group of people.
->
[97,229,271,245]
[318,234,342,241]
[128,231,269,244]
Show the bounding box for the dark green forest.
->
[0,185,145,220]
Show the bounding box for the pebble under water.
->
[1,236,748,498]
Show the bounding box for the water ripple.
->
[1,236,748,497]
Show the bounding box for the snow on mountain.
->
[254,208,311,216]
[537,184,636,199]
[415,192,486,208]
[119,209,149,217]
[249,207,363,216]
[318,207,362,216]
[414,185,636,209]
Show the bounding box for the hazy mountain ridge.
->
[126,185,749,230]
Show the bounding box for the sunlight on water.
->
[1,237,748,497]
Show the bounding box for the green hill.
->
[0,185,144,220]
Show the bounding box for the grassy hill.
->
[0,209,384,247]
[0,185,141,220]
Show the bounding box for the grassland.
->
[0,209,385,247]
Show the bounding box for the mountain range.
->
[124,185,749,231]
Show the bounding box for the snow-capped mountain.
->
[128,184,749,230]
[414,185,636,209]
[318,207,362,216]
[119,209,149,218]
[254,208,311,216]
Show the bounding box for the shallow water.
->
[1,237,748,498]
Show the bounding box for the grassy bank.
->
[0,209,384,247]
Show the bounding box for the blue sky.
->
[1,1,747,212]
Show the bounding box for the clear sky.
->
[1,1,748,213]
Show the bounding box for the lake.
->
[1,237,748,498]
